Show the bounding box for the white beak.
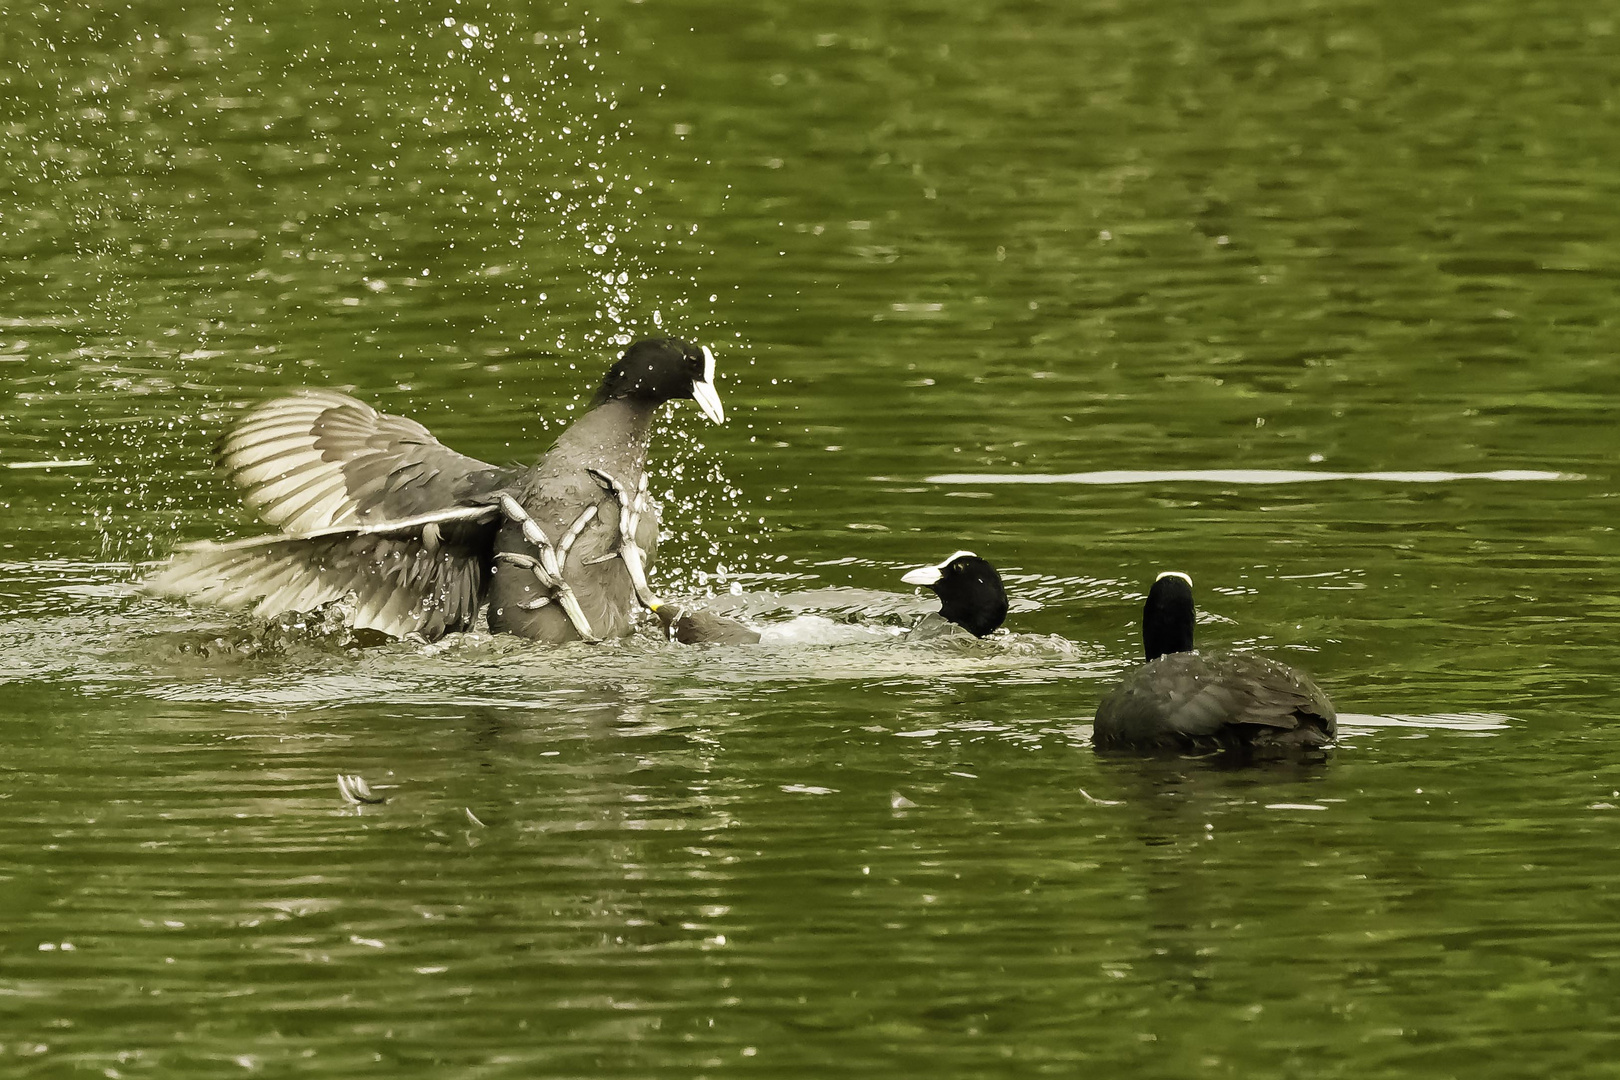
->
[902,550,978,587]
[692,345,724,424]
[901,565,942,586]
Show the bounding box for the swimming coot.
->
[1093,571,1335,751]
[146,338,725,643]
[900,551,1009,637]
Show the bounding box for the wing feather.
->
[145,513,497,641]
[218,389,518,533]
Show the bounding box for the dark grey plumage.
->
[1093,573,1336,752]
[146,338,724,643]
[1094,650,1336,751]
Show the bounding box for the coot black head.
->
[1143,570,1195,660]
[901,550,1008,637]
[592,337,725,424]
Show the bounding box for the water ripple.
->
[927,469,1579,485]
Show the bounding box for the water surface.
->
[5,1,1620,1076]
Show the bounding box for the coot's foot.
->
[495,494,600,641]
[586,468,660,611]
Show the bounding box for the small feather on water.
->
[337,774,385,805]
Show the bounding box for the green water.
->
[5,1,1620,1075]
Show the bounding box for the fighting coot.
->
[147,338,725,643]
[900,551,1009,637]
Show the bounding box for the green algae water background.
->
[4,1,1620,1075]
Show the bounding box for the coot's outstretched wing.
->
[1094,652,1336,749]
[145,509,500,640]
[146,390,520,640]
[222,389,519,533]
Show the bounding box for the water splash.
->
[0,7,758,581]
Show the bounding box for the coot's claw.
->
[587,468,660,611]
[496,494,599,642]
[490,553,556,610]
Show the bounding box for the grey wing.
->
[1096,653,1335,743]
[1093,665,1262,743]
[222,389,519,533]
[1203,653,1336,734]
[1145,655,1327,736]
[144,509,500,640]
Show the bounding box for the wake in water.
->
[0,561,1517,749]
[1,564,1098,708]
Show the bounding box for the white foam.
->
[1337,711,1515,731]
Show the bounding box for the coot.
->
[900,551,1009,637]
[147,338,725,643]
[1093,571,1335,751]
